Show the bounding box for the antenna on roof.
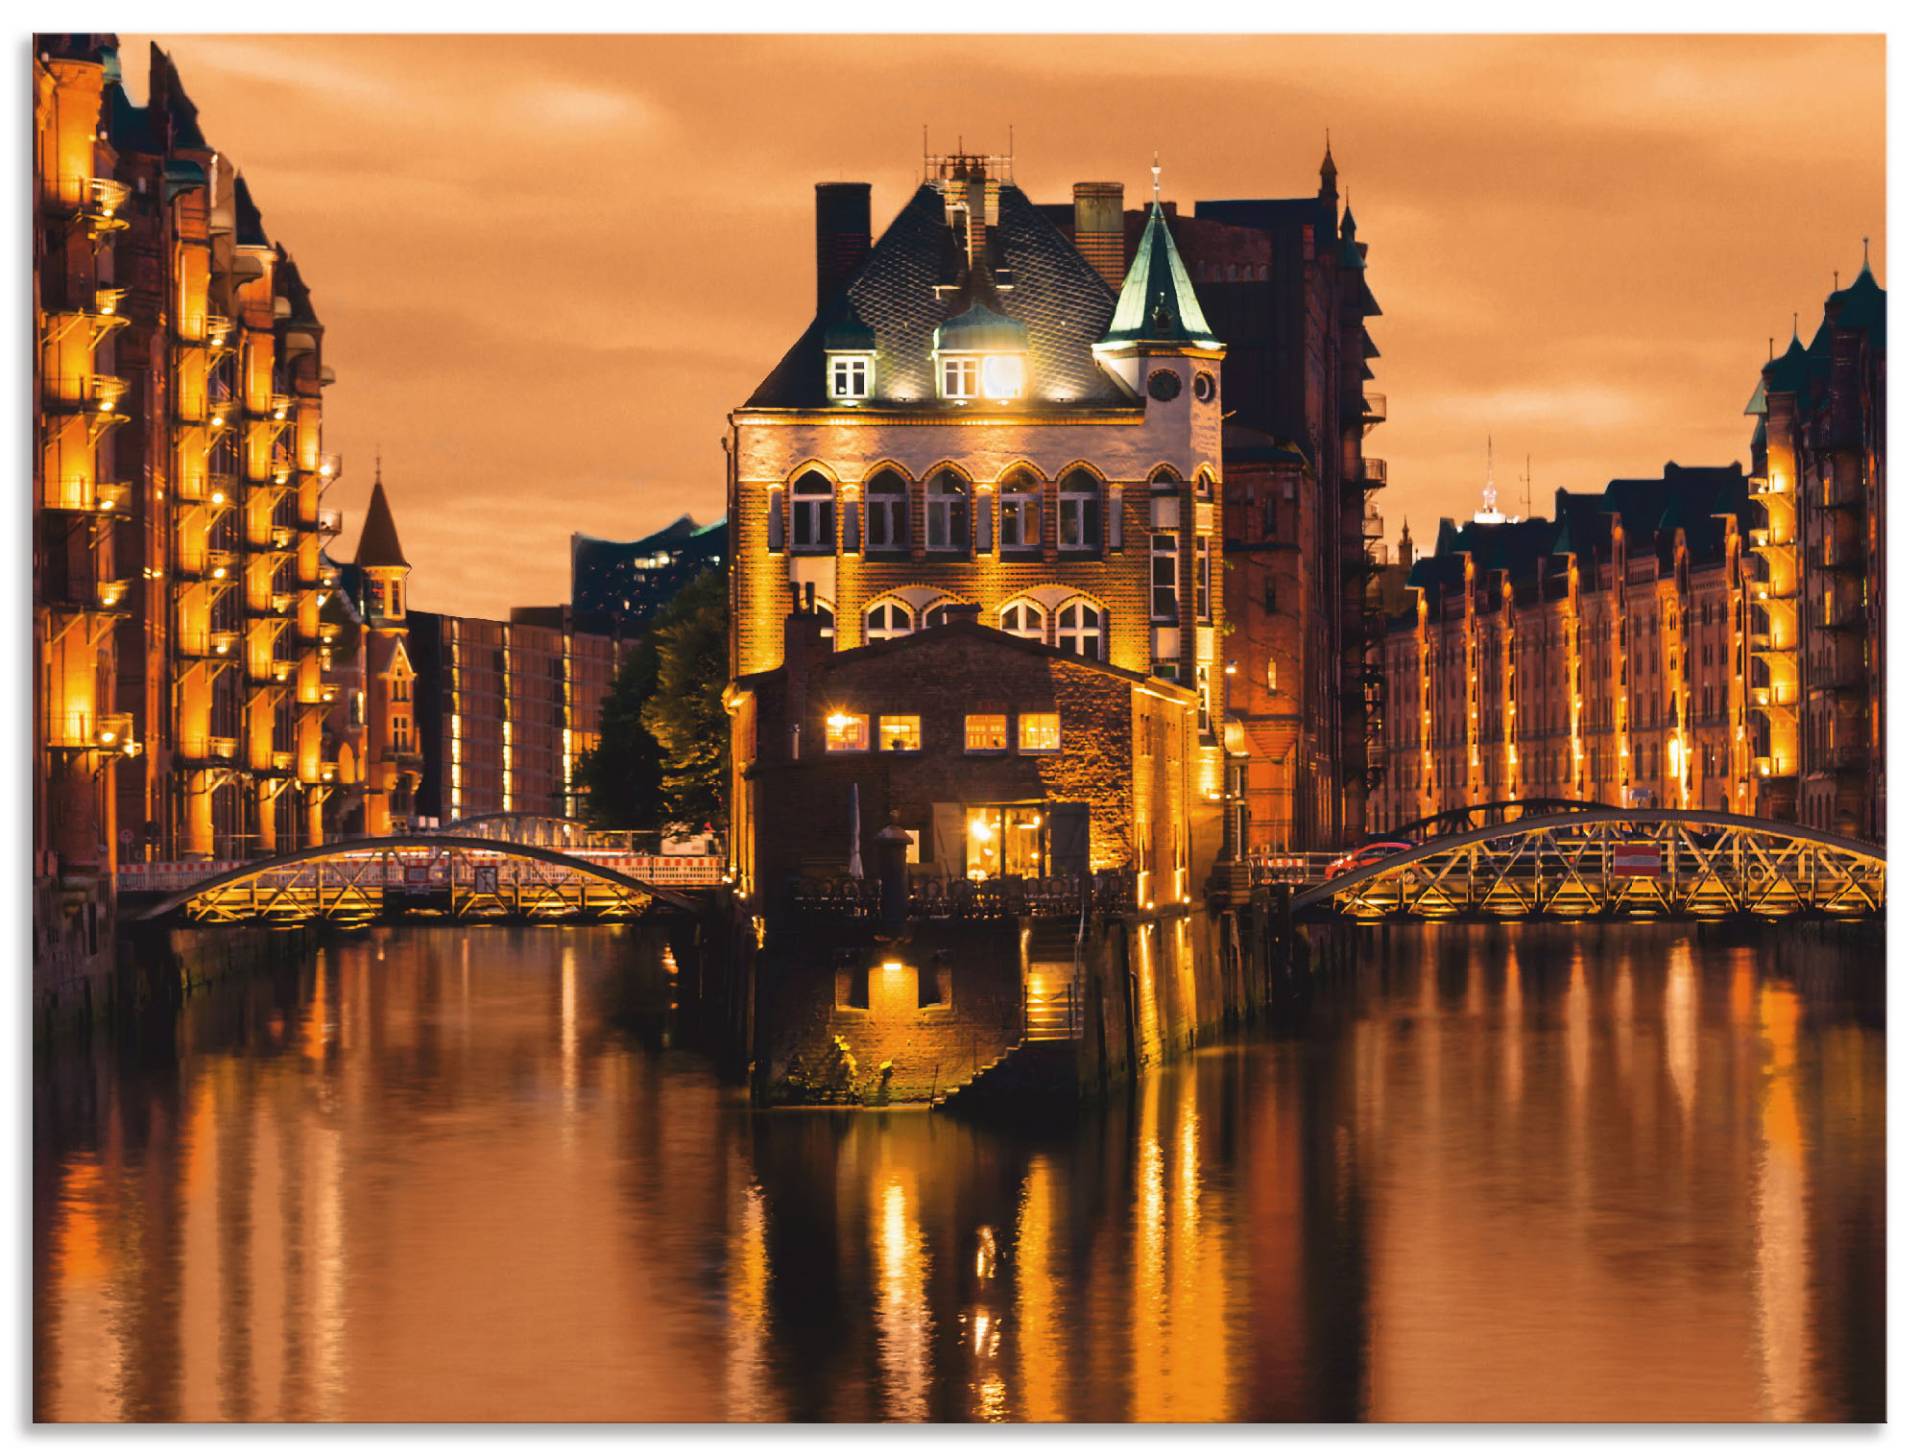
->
[1523,454,1533,520]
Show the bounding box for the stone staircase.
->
[934,918,1087,1117]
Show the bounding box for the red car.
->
[1326,840,1415,879]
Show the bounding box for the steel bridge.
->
[130,835,709,928]
[1378,798,1620,845]
[1291,809,1885,923]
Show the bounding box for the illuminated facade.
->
[728,151,1230,895]
[34,38,134,883]
[407,606,624,827]
[33,36,134,983]
[1742,263,1886,839]
[1375,465,1757,830]
[32,39,346,865]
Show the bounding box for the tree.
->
[574,630,663,828]
[642,568,729,830]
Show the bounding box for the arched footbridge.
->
[1292,809,1884,923]
[128,835,710,927]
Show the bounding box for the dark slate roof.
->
[745,182,1131,410]
[277,248,318,327]
[232,174,268,248]
[149,43,206,151]
[1829,263,1886,347]
[104,78,159,153]
[354,477,409,569]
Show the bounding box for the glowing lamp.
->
[826,710,853,731]
[981,354,1025,401]
[970,816,993,844]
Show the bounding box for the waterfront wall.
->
[743,898,1279,1107]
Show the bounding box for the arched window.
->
[790,471,834,554]
[999,600,1045,641]
[864,599,913,643]
[1058,468,1101,554]
[865,470,906,553]
[926,468,969,554]
[999,468,1040,552]
[1149,465,1183,493]
[1057,600,1105,659]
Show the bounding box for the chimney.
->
[1073,182,1126,290]
[814,182,871,312]
[783,601,834,758]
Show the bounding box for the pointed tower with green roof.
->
[1093,160,1222,399]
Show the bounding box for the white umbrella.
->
[848,781,865,878]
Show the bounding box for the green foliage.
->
[575,567,729,830]
[575,632,663,828]
[641,568,730,831]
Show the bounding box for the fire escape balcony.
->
[176,734,240,765]
[178,549,238,585]
[44,476,132,515]
[1814,600,1867,636]
[1356,457,1388,490]
[179,627,242,661]
[43,372,129,420]
[1361,392,1387,427]
[315,507,343,538]
[316,452,342,483]
[48,174,131,235]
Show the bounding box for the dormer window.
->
[828,354,872,402]
[934,301,1030,404]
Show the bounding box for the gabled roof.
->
[745,182,1130,410]
[368,632,412,678]
[232,174,269,248]
[353,476,409,569]
[1099,199,1220,350]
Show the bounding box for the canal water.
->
[33,922,1883,1422]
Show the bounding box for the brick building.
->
[1741,262,1886,839]
[35,37,348,866]
[730,608,1195,904]
[1374,464,1760,832]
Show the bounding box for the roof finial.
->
[1151,150,1162,203]
[374,443,382,485]
[1864,234,1871,268]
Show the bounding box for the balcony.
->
[1361,392,1387,426]
[317,453,342,482]
[265,394,294,423]
[49,174,131,233]
[177,734,239,764]
[43,373,129,418]
[44,476,131,515]
[179,549,237,584]
[316,507,343,537]
[1358,457,1388,489]
[94,578,132,612]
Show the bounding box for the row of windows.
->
[825,352,1028,404]
[856,595,1111,657]
[773,464,1212,558]
[824,710,1062,756]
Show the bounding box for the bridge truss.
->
[137,835,702,928]
[1292,810,1884,922]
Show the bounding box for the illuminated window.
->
[999,470,1041,550]
[790,471,834,554]
[864,600,912,642]
[981,354,1025,400]
[926,468,969,553]
[825,711,869,753]
[1000,600,1045,641]
[965,714,1008,752]
[828,354,872,400]
[941,356,980,399]
[1057,600,1104,659]
[878,714,921,752]
[1058,468,1101,552]
[1017,712,1061,753]
[1196,538,1212,622]
[1151,533,1179,622]
[865,470,906,551]
[965,806,1049,879]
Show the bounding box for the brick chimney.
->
[814,182,871,312]
[782,596,834,757]
[1073,181,1126,290]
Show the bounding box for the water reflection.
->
[34,922,1883,1422]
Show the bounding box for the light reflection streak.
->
[1753,981,1809,1420]
[871,1171,929,1420]
[1015,1158,1064,1421]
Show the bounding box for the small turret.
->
[1318,130,1338,209]
[355,460,411,629]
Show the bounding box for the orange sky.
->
[125,33,1884,619]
